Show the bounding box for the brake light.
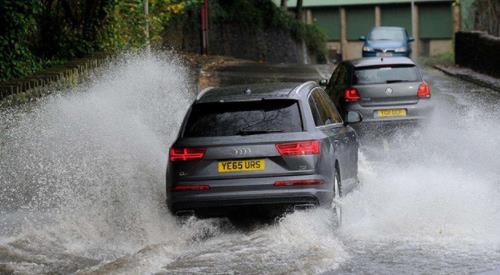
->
[344,87,361,102]
[169,148,206,162]
[417,82,431,98]
[172,185,210,191]
[274,179,324,187]
[276,140,320,156]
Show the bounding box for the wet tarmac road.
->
[1,53,499,274]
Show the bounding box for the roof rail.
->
[291,81,317,95]
[196,86,214,101]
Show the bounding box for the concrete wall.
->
[343,42,364,60]
[429,40,453,56]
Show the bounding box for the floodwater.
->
[0,53,499,274]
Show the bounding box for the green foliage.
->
[0,0,43,81]
[98,0,148,50]
[0,0,203,82]
[0,0,326,82]
[99,0,202,51]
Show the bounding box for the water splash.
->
[335,71,500,273]
[0,52,195,267]
[0,53,347,274]
[1,57,499,274]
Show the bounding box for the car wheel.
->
[332,165,343,227]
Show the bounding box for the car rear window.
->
[353,65,421,85]
[369,29,406,40]
[183,100,303,137]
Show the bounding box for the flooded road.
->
[1,53,499,274]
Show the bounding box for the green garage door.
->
[381,4,412,36]
[347,6,375,41]
[312,8,340,41]
[419,3,452,39]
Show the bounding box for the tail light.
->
[171,184,210,191]
[344,87,361,102]
[276,140,320,156]
[169,148,206,162]
[417,82,431,98]
[274,179,324,187]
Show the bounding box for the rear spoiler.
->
[196,87,215,101]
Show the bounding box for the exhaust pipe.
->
[293,204,316,211]
[175,210,195,216]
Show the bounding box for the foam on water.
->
[341,75,500,248]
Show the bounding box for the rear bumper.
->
[172,196,320,218]
[167,175,332,217]
[345,99,434,124]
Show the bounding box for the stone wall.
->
[455,31,500,78]
[0,53,109,102]
[207,24,312,64]
[163,12,316,64]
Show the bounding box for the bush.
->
[0,0,202,82]
[0,1,43,81]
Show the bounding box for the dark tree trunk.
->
[295,0,303,21]
[280,0,287,11]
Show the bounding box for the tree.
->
[473,0,500,36]
[295,0,303,21]
[280,0,287,11]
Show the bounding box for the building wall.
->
[429,39,453,56]
[312,8,340,40]
[346,6,375,40]
[381,4,412,36]
[309,1,454,60]
[343,41,364,60]
[419,3,453,39]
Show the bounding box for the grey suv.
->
[166,82,361,218]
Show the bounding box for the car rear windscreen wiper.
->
[237,129,284,136]
[386,80,406,83]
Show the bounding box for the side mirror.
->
[345,111,362,125]
[319,79,329,87]
[408,37,415,42]
[359,36,366,41]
